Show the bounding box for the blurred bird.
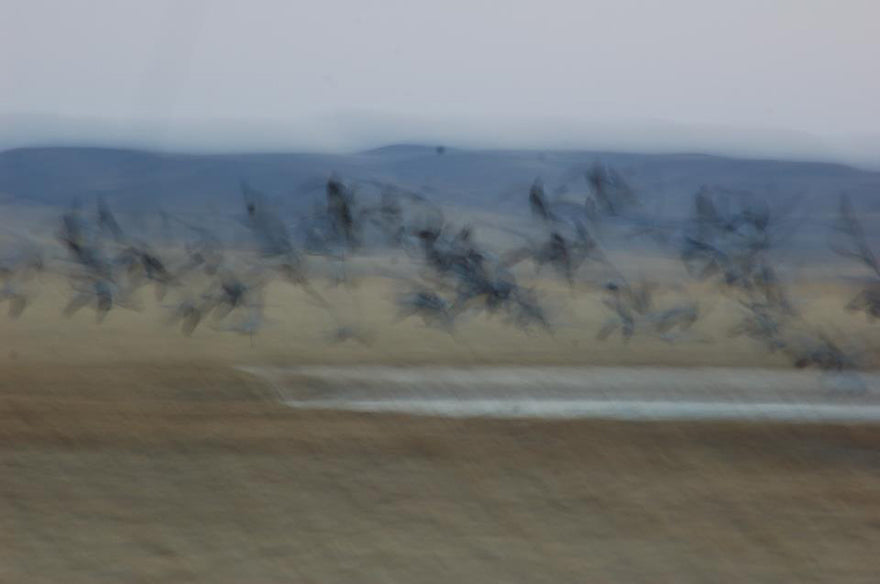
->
[396,287,456,331]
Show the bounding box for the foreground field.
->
[2,262,879,582]
[1,363,879,583]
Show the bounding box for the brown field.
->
[2,271,880,582]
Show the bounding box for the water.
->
[239,366,880,422]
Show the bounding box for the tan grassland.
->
[1,269,879,582]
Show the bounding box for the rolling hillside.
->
[2,145,878,217]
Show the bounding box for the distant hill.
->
[1,145,878,218]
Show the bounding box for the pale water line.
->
[281,399,880,422]
[236,365,879,421]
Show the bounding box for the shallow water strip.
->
[239,366,880,422]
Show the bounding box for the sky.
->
[2,0,879,164]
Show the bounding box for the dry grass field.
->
[1,269,879,582]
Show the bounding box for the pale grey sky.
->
[2,0,879,163]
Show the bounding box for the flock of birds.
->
[0,162,877,386]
